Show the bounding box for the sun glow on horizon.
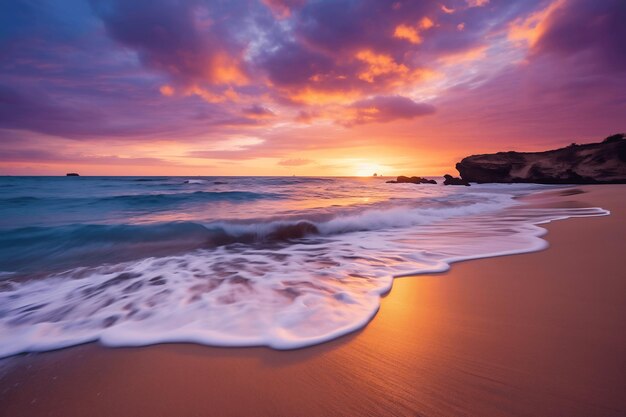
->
[354,162,390,177]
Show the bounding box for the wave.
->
[0,195,513,274]
[0,180,611,358]
[2,196,42,205]
[0,191,281,210]
[0,203,609,358]
[96,190,281,206]
[0,219,325,275]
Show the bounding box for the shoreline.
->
[1,185,625,416]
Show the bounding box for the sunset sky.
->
[1,0,624,176]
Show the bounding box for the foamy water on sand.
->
[0,177,608,357]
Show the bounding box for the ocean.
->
[0,176,607,357]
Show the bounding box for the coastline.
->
[1,185,625,416]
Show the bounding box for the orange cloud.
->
[393,17,435,44]
[186,85,239,103]
[356,50,409,82]
[394,24,422,44]
[159,85,175,96]
[211,53,248,85]
[508,0,566,47]
[420,17,435,30]
[439,45,487,65]
[441,5,455,14]
[288,87,360,105]
[278,158,313,166]
[466,0,489,7]
[261,0,305,18]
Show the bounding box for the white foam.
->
[208,192,515,238]
[0,199,608,358]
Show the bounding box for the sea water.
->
[0,176,608,357]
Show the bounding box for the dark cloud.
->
[261,0,306,17]
[262,42,335,88]
[256,0,544,102]
[242,104,276,118]
[1,0,624,169]
[90,0,251,88]
[0,146,171,166]
[347,95,435,125]
[532,0,626,72]
[0,85,103,137]
[423,0,626,150]
[0,83,237,140]
[295,0,431,55]
[0,1,248,140]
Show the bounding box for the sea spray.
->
[0,176,609,357]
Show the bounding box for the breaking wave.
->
[0,191,608,358]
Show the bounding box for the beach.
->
[4,0,626,414]
[1,184,624,416]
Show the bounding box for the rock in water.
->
[66,173,80,176]
[386,175,437,184]
[443,174,470,186]
[456,134,626,184]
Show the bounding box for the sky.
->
[0,0,624,176]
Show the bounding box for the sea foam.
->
[0,191,608,358]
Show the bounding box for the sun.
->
[354,162,387,177]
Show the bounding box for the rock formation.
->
[456,134,626,184]
[386,176,437,184]
[443,174,470,186]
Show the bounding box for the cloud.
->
[355,50,410,82]
[278,158,313,166]
[261,0,306,18]
[441,5,455,14]
[430,0,626,150]
[0,82,240,140]
[90,0,250,103]
[187,137,266,159]
[242,105,276,119]
[0,85,103,137]
[0,146,171,166]
[466,0,489,8]
[346,95,435,125]
[394,24,423,44]
[531,0,626,72]
[1,0,624,174]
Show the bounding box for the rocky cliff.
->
[456,134,626,184]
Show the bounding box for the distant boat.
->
[66,173,80,176]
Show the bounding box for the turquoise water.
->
[0,176,607,356]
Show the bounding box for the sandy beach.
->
[1,185,624,417]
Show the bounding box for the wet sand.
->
[1,185,625,417]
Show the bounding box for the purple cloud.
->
[242,104,276,118]
[1,0,624,171]
[90,0,250,88]
[532,0,626,72]
[347,95,435,125]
